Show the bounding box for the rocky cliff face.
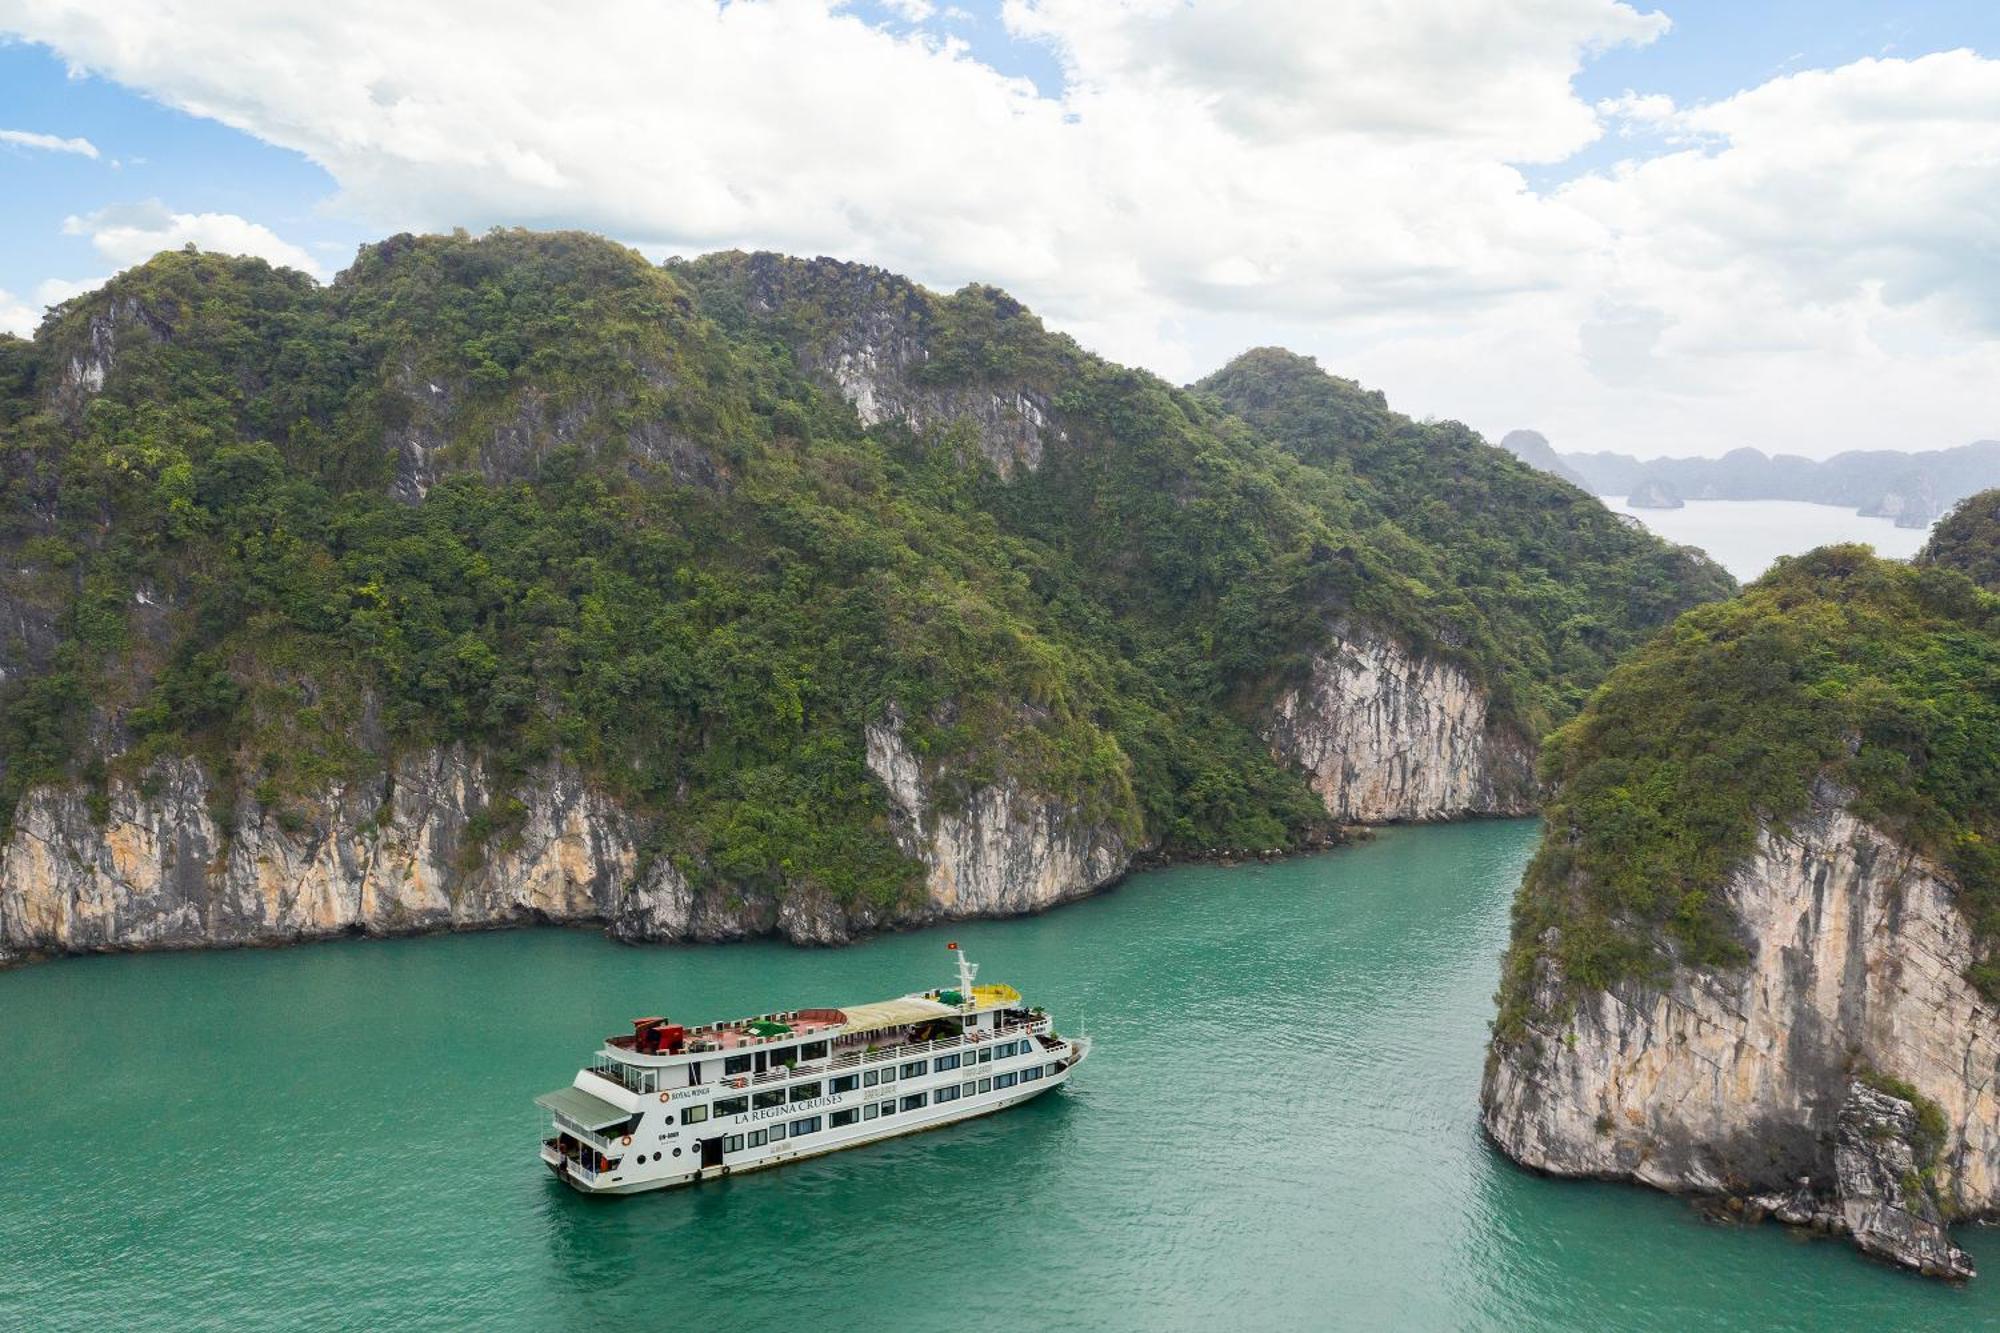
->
[0,749,707,962]
[1264,621,1537,823]
[863,710,1131,918]
[0,720,1137,963]
[722,254,1062,477]
[1,615,1518,964]
[1482,786,1998,1277]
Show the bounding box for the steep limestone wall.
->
[0,748,722,961]
[0,722,1136,964]
[863,710,1131,919]
[1265,621,1537,823]
[1481,789,2000,1276]
[2,617,1536,963]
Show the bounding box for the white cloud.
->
[18,204,326,328]
[0,289,36,337]
[60,201,327,278]
[0,2,1993,459]
[0,277,118,336]
[0,126,99,157]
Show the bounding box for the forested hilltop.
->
[1496,529,2000,1023]
[0,230,1729,942]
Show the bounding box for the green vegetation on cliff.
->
[1198,349,1727,732]
[0,230,1727,910]
[1920,488,2000,591]
[1498,543,2000,1029]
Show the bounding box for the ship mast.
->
[951,942,977,1011]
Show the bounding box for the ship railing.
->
[587,1061,655,1095]
[694,1017,1052,1093]
[543,1139,604,1179]
[549,1115,619,1153]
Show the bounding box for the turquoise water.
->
[2,820,1993,1330]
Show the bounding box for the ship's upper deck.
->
[605,983,1024,1061]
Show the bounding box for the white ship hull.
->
[536,954,1090,1197]
[544,1041,1086,1195]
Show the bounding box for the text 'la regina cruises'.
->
[537,946,1090,1193]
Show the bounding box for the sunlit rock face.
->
[863,708,1130,921]
[1265,620,1537,824]
[1482,787,2000,1279]
[0,718,1136,963]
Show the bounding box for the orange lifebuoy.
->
[620,1134,633,1146]
[660,1092,671,1103]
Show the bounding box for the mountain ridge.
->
[0,229,1730,961]
[1498,431,2000,527]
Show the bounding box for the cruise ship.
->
[536,946,1091,1193]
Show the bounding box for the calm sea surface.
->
[1600,497,1933,582]
[4,820,1994,1330]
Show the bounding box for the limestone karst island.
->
[3,4,1998,1329]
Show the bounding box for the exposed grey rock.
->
[0,748,722,953]
[1835,1080,1974,1279]
[0,714,1137,960]
[863,707,1131,920]
[3,607,1542,962]
[1264,620,1537,822]
[731,255,1063,477]
[1482,786,1999,1279]
[384,361,723,504]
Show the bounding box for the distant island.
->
[1625,477,1683,510]
[1500,430,2000,528]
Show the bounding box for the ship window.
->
[935,1085,960,1104]
[714,1096,748,1117]
[863,1069,880,1087]
[748,1130,768,1148]
[880,1067,897,1083]
[672,1148,682,1157]
[900,1093,927,1112]
[1022,1067,1042,1083]
[789,1082,822,1103]
[831,1109,859,1128]
[791,1116,822,1137]
[753,1090,785,1110]
[962,1082,976,1097]
[769,1123,787,1142]
[935,1053,961,1072]
[976,1049,992,1064]
[724,1055,752,1075]
[683,1105,709,1124]
[653,1152,662,1162]
[726,1135,745,1153]
[878,1100,897,1117]
[831,1074,859,1094]
[995,1072,1018,1089]
[798,1041,829,1061]
[900,1061,927,1078]
[978,1078,992,1093]
[1047,1064,1060,1076]
[661,1113,675,1125]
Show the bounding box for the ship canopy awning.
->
[837,996,958,1035]
[535,1085,629,1131]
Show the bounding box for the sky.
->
[2,0,1998,461]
